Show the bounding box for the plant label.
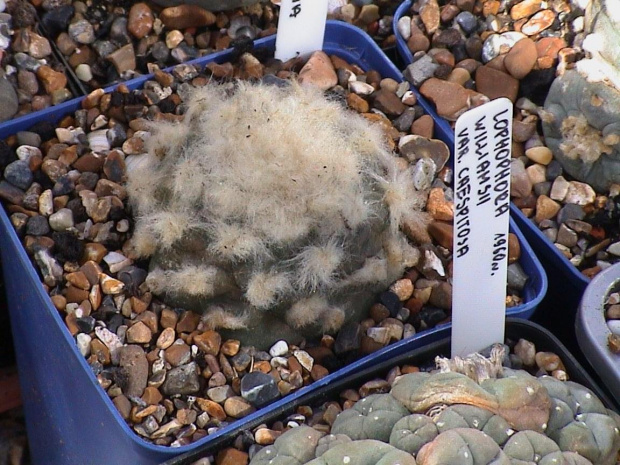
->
[275,0,329,62]
[452,98,513,357]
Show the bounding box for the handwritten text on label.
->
[275,0,329,62]
[452,98,513,357]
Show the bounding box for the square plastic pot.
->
[161,317,619,465]
[576,263,620,401]
[393,0,585,349]
[0,20,545,465]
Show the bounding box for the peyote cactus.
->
[330,393,410,442]
[250,425,325,465]
[542,0,620,192]
[126,81,425,348]
[248,346,620,465]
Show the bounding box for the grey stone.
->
[110,17,131,46]
[4,160,33,190]
[404,54,439,87]
[26,215,50,236]
[13,52,42,72]
[161,362,201,395]
[0,181,24,205]
[534,181,552,197]
[556,204,585,225]
[507,263,528,291]
[49,208,74,231]
[542,227,558,242]
[16,131,41,148]
[34,248,63,287]
[397,16,412,40]
[0,77,18,123]
[69,19,95,44]
[207,385,234,404]
[334,322,362,354]
[556,224,578,248]
[456,11,478,34]
[107,125,127,148]
[92,40,117,59]
[151,41,170,63]
[482,32,526,63]
[231,352,252,372]
[393,108,417,132]
[240,371,280,407]
[119,345,149,398]
[171,44,199,64]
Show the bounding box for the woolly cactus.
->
[542,0,620,191]
[126,81,424,348]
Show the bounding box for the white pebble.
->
[269,340,289,358]
[75,64,93,82]
[49,208,74,231]
[76,333,92,357]
[397,16,412,40]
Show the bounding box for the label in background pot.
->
[275,0,329,61]
[452,98,513,357]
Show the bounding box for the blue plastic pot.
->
[162,317,618,464]
[0,20,545,465]
[393,0,587,343]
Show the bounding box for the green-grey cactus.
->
[551,413,620,465]
[542,0,620,192]
[126,81,425,349]
[389,414,438,455]
[314,434,352,458]
[502,430,562,464]
[250,426,324,465]
[306,440,416,465]
[248,348,620,465]
[331,394,409,442]
[433,405,513,446]
[416,428,511,464]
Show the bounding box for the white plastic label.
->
[275,0,329,62]
[451,98,513,357]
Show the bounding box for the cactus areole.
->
[126,81,426,348]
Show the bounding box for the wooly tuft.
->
[127,80,427,348]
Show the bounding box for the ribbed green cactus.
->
[389,414,438,455]
[250,425,324,465]
[542,0,620,192]
[416,428,511,464]
[331,394,409,442]
[306,440,416,465]
[433,405,512,446]
[248,347,620,465]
